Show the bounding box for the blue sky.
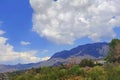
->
[0,0,120,64]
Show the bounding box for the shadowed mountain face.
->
[0,42,109,73]
[51,42,109,59]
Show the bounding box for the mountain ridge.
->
[51,42,109,59]
[0,42,109,73]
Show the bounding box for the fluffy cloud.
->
[30,0,120,44]
[20,41,31,46]
[0,31,49,64]
[0,30,5,35]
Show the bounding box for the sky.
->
[0,0,120,65]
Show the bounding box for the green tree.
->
[106,39,120,63]
[80,59,95,67]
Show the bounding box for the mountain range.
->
[0,42,109,73]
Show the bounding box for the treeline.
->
[8,39,120,80]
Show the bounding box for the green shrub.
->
[88,66,106,80]
[68,65,82,76]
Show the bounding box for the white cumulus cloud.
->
[30,0,120,44]
[0,30,49,65]
[21,41,31,46]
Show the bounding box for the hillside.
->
[42,42,109,66]
[0,42,109,73]
[4,39,120,80]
